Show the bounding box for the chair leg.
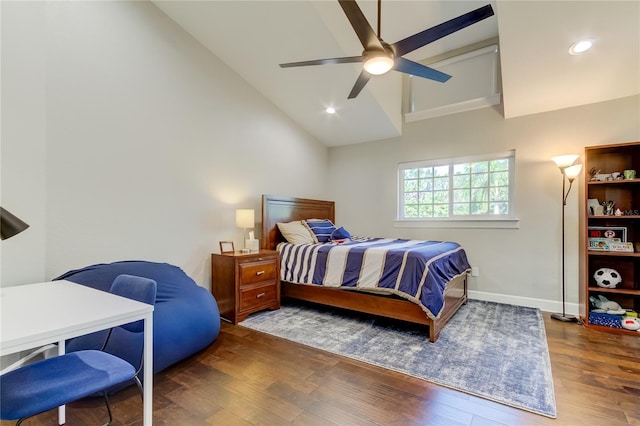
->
[102,390,113,426]
[134,376,144,401]
[12,390,119,426]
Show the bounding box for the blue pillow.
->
[331,227,351,241]
[304,219,336,243]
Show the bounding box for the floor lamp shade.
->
[552,154,580,169]
[564,164,582,181]
[1,207,30,240]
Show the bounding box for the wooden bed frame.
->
[261,194,468,342]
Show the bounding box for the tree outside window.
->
[399,151,515,220]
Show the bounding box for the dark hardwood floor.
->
[3,311,640,426]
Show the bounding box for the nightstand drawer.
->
[240,283,278,312]
[239,260,277,285]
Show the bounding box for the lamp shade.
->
[1,207,29,240]
[552,154,579,169]
[564,164,583,180]
[235,209,254,229]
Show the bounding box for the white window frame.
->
[395,150,519,229]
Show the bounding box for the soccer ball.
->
[593,268,622,288]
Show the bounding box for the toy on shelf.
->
[589,295,626,315]
[621,317,640,331]
[602,200,615,215]
[593,267,622,288]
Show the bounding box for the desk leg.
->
[143,313,153,425]
[57,340,66,425]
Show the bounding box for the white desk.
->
[0,280,154,425]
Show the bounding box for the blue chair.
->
[0,274,157,425]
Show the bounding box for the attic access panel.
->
[405,44,501,121]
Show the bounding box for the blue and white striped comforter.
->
[277,238,471,319]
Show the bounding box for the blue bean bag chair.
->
[54,260,220,375]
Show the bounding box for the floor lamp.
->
[551,155,583,322]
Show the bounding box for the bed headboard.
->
[261,195,335,250]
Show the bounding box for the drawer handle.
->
[256,271,265,276]
[256,292,266,298]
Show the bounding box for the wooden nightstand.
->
[211,250,280,324]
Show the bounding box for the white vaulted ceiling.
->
[153,1,640,147]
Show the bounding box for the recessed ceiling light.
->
[325,107,336,114]
[569,39,593,55]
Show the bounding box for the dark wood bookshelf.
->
[579,141,640,336]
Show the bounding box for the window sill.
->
[394,218,520,229]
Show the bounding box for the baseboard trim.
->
[468,290,579,316]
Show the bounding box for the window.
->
[398,150,515,221]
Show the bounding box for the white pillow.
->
[277,221,316,244]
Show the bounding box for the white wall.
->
[1,1,328,288]
[1,2,49,286]
[327,95,640,313]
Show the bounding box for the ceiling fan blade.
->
[280,56,364,68]
[394,57,451,83]
[391,4,494,57]
[338,0,385,51]
[347,70,371,99]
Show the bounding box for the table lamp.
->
[235,209,255,252]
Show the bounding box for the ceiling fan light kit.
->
[279,0,495,99]
[363,54,394,75]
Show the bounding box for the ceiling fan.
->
[280,0,494,99]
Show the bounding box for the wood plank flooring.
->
[3,312,639,426]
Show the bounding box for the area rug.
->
[239,299,556,418]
